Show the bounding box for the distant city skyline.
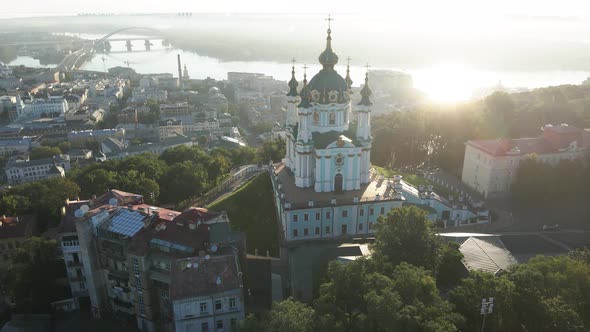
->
[2,0,590,19]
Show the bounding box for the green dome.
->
[307,68,349,104]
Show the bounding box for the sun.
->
[412,63,477,103]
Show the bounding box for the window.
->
[342,210,348,218]
[215,300,222,311]
[326,212,331,219]
[341,224,348,234]
[369,222,374,230]
[292,215,298,222]
[325,226,330,234]
[201,322,209,332]
[359,208,364,217]
[315,227,320,235]
[380,207,385,215]
[304,214,308,221]
[313,112,319,124]
[216,320,223,330]
[359,223,363,230]
[79,282,86,290]
[293,229,298,237]
[369,208,374,216]
[315,212,320,220]
[200,302,208,313]
[230,319,237,327]
[229,298,236,309]
[304,228,309,236]
[329,112,336,125]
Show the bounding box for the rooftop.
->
[467,124,590,157]
[0,215,34,239]
[274,163,399,209]
[169,254,240,300]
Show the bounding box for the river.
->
[6,33,590,102]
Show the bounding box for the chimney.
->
[177,54,183,89]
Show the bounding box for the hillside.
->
[208,172,279,256]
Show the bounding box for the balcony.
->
[112,297,134,309]
[67,260,83,267]
[70,275,86,282]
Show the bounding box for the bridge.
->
[57,27,165,71]
[94,27,163,52]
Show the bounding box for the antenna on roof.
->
[80,205,89,213]
[210,244,218,253]
[186,262,192,268]
[74,209,84,218]
[205,255,210,260]
[108,198,118,206]
[216,276,222,285]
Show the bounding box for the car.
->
[542,224,560,231]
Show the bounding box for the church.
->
[270,24,491,243]
[270,25,407,242]
[284,25,373,193]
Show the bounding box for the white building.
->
[15,95,68,120]
[0,136,40,156]
[5,154,70,184]
[67,128,125,148]
[131,87,168,103]
[171,255,245,332]
[159,119,184,140]
[461,124,590,198]
[187,119,220,133]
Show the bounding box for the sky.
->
[3,0,590,18]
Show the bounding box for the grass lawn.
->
[208,172,279,256]
[373,165,459,198]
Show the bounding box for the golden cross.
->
[365,63,371,72]
[302,64,308,75]
[291,57,296,66]
[325,14,334,30]
[346,56,352,66]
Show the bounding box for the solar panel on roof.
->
[101,209,145,237]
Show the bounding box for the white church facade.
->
[271,26,490,243]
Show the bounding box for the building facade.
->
[15,95,68,120]
[462,124,590,197]
[272,27,490,243]
[60,190,245,332]
[5,154,69,184]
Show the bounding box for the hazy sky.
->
[3,0,590,18]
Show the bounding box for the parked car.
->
[542,224,560,231]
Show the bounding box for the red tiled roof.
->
[467,124,590,157]
[169,255,240,300]
[0,215,34,239]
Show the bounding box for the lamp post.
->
[480,297,494,332]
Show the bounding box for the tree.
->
[159,161,209,203]
[2,237,68,313]
[436,242,465,288]
[57,141,71,154]
[371,206,441,271]
[29,146,61,160]
[0,195,31,215]
[264,298,315,332]
[449,271,517,331]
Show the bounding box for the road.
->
[57,45,93,71]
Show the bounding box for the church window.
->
[304,228,309,236]
[326,212,331,219]
[329,112,336,125]
[293,229,298,237]
[315,213,320,220]
[380,207,385,215]
[369,208,374,216]
[304,214,309,221]
[359,208,364,217]
[315,227,320,235]
[325,226,330,234]
[313,112,319,124]
[335,156,344,166]
[359,223,363,230]
[292,215,298,222]
[342,210,348,218]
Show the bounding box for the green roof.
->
[311,123,359,149]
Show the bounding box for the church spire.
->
[298,65,312,108]
[358,64,372,106]
[287,58,299,97]
[318,14,339,69]
[345,56,353,92]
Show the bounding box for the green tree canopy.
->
[29,146,62,160]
